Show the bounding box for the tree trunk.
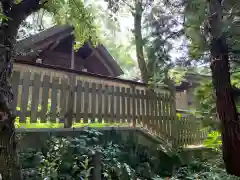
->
[209,0,240,176]
[0,16,21,180]
[0,1,42,179]
[210,37,240,176]
[133,2,149,83]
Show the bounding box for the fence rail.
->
[10,63,208,148]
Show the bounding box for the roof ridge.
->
[16,25,74,51]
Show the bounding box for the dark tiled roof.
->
[97,44,124,76]
[15,25,123,77]
[15,25,73,52]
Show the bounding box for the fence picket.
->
[30,73,41,123]
[145,90,150,130]
[97,84,103,123]
[11,71,20,112]
[154,92,158,135]
[121,87,126,123]
[141,90,146,128]
[83,81,89,123]
[110,86,115,124]
[126,88,131,126]
[50,76,59,123]
[103,85,109,123]
[132,87,136,127]
[115,86,120,123]
[161,94,167,138]
[157,94,163,137]
[20,72,31,123]
[150,91,154,132]
[40,75,50,123]
[136,89,141,126]
[60,78,68,122]
[75,80,82,123]
[91,83,97,123]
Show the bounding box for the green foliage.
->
[170,160,239,180]
[203,131,222,152]
[19,128,238,180]
[20,128,182,179]
[45,0,99,46]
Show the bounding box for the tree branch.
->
[5,0,48,44]
[120,0,134,12]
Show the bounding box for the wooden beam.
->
[49,40,60,50]
[71,40,75,69]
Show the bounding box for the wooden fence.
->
[10,62,208,148]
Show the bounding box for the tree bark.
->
[0,1,43,179]
[209,0,240,176]
[210,37,240,176]
[133,2,149,83]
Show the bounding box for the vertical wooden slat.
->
[75,80,82,123]
[192,121,197,145]
[190,118,194,144]
[60,78,68,120]
[170,95,177,146]
[20,72,31,123]
[184,117,187,146]
[181,118,185,146]
[185,118,188,146]
[30,73,41,123]
[110,86,115,123]
[158,93,163,137]
[151,92,155,132]
[50,76,59,123]
[103,85,109,123]
[121,87,126,123]
[126,88,131,125]
[97,84,103,123]
[83,81,89,123]
[41,75,50,123]
[132,87,136,127]
[188,118,191,145]
[189,117,192,145]
[180,118,183,146]
[136,89,141,126]
[180,118,184,146]
[115,86,120,123]
[161,94,167,137]
[145,90,150,130]
[65,76,75,127]
[154,92,158,135]
[165,94,172,139]
[91,83,97,123]
[11,71,20,112]
[175,117,180,147]
[178,118,181,146]
[141,90,145,127]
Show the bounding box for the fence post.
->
[64,74,75,128]
[92,151,101,180]
[132,86,136,127]
[171,91,178,148]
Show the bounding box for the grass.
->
[14,117,129,128]
[16,122,128,128]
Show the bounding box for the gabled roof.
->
[15,25,123,77]
[16,25,74,53]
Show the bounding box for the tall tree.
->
[105,0,154,82]
[0,0,96,179]
[105,0,181,84]
[185,0,240,175]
